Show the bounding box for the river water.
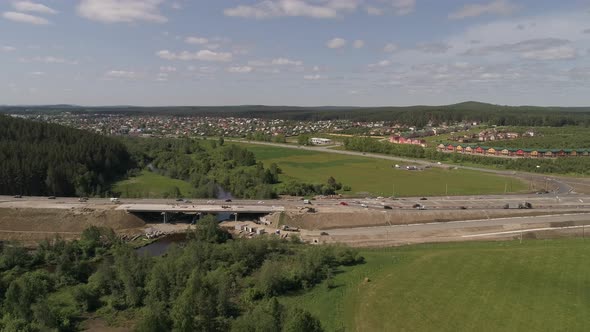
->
[135,178,236,257]
[136,233,187,256]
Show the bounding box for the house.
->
[390,136,427,147]
[310,137,332,145]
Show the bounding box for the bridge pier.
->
[162,212,168,224]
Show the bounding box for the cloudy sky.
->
[1,0,590,106]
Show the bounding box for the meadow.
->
[281,239,590,332]
[112,170,193,198]
[236,143,527,196]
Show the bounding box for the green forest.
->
[0,115,133,196]
[122,137,344,199]
[4,101,590,127]
[343,136,590,175]
[0,219,362,331]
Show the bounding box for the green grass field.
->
[282,239,590,332]
[235,143,527,196]
[112,170,193,198]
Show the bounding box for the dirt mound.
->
[0,208,145,243]
[283,209,569,230]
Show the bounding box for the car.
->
[176,198,184,202]
[420,197,428,200]
[320,231,329,236]
[459,206,467,210]
[48,196,56,199]
[383,205,393,209]
[207,200,214,204]
[361,203,368,208]
[339,202,349,206]
[78,197,88,202]
[13,195,22,198]
[257,201,264,204]
[225,199,232,202]
[184,199,192,203]
[412,203,422,209]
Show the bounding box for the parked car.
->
[383,205,393,209]
[459,206,467,210]
[420,197,428,200]
[13,195,22,198]
[225,199,232,202]
[320,231,329,236]
[48,196,56,199]
[361,204,368,208]
[339,202,349,206]
[78,197,88,202]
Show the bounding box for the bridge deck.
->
[117,204,285,214]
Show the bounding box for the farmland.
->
[235,143,527,196]
[112,170,193,198]
[282,239,590,332]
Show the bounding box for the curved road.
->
[228,140,575,194]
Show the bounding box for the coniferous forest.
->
[0,115,133,196]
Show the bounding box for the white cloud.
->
[369,60,391,68]
[13,1,58,15]
[224,0,359,19]
[226,66,253,73]
[327,37,347,49]
[391,0,415,16]
[353,39,365,49]
[20,56,79,64]
[304,74,321,80]
[449,0,518,20]
[271,57,303,66]
[156,72,168,81]
[366,6,383,15]
[185,36,209,45]
[156,49,233,62]
[416,42,452,54]
[105,70,137,79]
[383,43,398,52]
[77,0,167,23]
[159,66,177,72]
[2,11,49,24]
[464,38,577,60]
[521,45,577,60]
[1,46,16,52]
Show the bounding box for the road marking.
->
[462,225,587,238]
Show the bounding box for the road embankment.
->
[0,207,145,244]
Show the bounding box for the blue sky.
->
[1,0,589,106]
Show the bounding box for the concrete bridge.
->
[116,204,285,223]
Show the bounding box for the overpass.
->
[116,204,285,223]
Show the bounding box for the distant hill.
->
[1,102,590,127]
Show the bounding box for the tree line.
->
[343,136,590,175]
[0,115,133,196]
[0,219,363,331]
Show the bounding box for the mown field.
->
[112,170,193,198]
[235,143,527,196]
[282,239,590,332]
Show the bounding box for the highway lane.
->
[227,139,576,194]
[3,194,590,214]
